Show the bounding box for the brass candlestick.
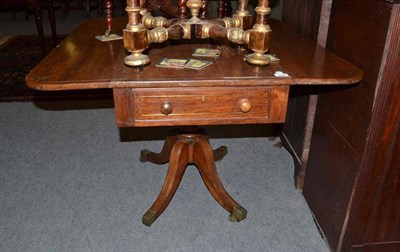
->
[245,1,271,65]
[123,0,150,66]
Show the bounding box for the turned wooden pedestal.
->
[140,130,247,226]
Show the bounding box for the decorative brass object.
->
[142,210,158,226]
[238,98,252,113]
[160,101,173,115]
[186,0,203,22]
[229,205,248,222]
[140,149,151,162]
[123,0,273,67]
[123,1,151,66]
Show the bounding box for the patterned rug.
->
[0,35,112,102]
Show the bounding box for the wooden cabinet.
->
[282,0,400,251]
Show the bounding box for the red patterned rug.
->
[0,35,112,102]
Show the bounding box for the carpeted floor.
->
[0,101,329,252]
[0,35,112,102]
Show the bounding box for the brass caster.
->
[140,149,151,162]
[142,210,158,226]
[219,146,228,156]
[228,205,247,222]
[215,146,228,162]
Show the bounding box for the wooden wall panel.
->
[302,0,398,251]
[282,0,400,250]
[342,4,400,249]
[366,136,400,242]
[322,0,392,152]
[282,0,322,41]
[303,109,360,248]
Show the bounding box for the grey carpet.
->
[0,101,327,252]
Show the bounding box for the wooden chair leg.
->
[193,138,247,222]
[217,0,223,18]
[85,0,90,17]
[61,0,68,20]
[47,0,58,47]
[11,11,16,21]
[31,4,46,56]
[140,136,178,164]
[97,0,103,16]
[223,0,232,17]
[200,0,208,19]
[142,141,189,226]
[178,0,187,19]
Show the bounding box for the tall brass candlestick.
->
[123,0,150,66]
[245,0,271,65]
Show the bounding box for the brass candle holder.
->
[123,0,272,67]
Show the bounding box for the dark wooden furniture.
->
[144,0,232,19]
[0,0,57,55]
[282,0,400,251]
[60,0,102,18]
[26,18,362,226]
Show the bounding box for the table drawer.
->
[113,86,289,127]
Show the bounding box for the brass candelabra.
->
[123,0,272,67]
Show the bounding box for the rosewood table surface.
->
[26,18,362,91]
[25,17,363,226]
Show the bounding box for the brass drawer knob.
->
[160,101,173,115]
[238,98,252,113]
